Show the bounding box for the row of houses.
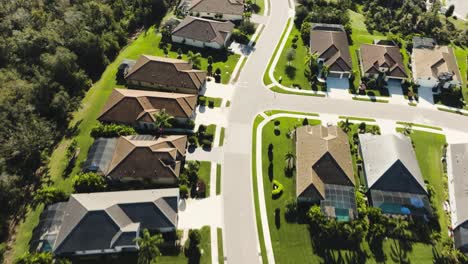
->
[310,24,462,89]
[31,54,210,258]
[296,125,431,221]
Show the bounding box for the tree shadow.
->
[389,239,411,264]
[368,237,386,262]
[275,208,281,229]
[285,65,297,79]
[268,163,274,181]
[268,143,273,161]
[64,120,82,139]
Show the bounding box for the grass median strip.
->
[396,121,443,131]
[265,110,319,117]
[217,228,224,264]
[218,127,225,146]
[270,86,326,97]
[352,97,389,103]
[338,116,376,122]
[216,164,222,195]
[437,107,468,116]
[199,161,211,197]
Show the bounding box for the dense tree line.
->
[361,0,467,46]
[0,0,171,247]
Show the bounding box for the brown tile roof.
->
[310,27,352,72]
[296,125,354,199]
[172,17,235,46]
[125,55,207,93]
[412,46,462,83]
[98,88,197,124]
[360,44,408,78]
[189,0,244,16]
[106,135,187,182]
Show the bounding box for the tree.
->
[207,56,213,65]
[177,48,183,59]
[341,118,351,133]
[358,122,366,132]
[187,51,202,69]
[33,186,68,207]
[321,65,330,78]
[445,5,455,19]
[136,229,163,264]
[307,205,326,228]
[186,161,200,186]
[153,109,173,131]
[15,252,64,264]
[284,152,295,171]
[403,123,413,136]
[73,172,107,193]
[286,48,296,65]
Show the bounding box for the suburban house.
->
[98,88,197,129]
[83,135,187,184]
[180,0,244,21]
[172,17,235,49]
[447,143,468,253]
[412,38,462,89]
[296,125,356,221]
[359,43,408,82]
[30,189,179,257]
[359,134,431,216]
[310,24,352,79]
[125,55,207,94]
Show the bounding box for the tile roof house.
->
[296,125,356,221]
[30,189,179,256]
[310,24,352,79]
[98,88,197,128]
[359,43,408,82]
[447,143,468,253]
[172,17,235,49]
[185,0,244,21]
[412,44,462,89]
[125,55,207,94]
[359,134,431,216]
[84,135,187,184]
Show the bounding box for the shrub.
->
[91,123,136,138]
[188,229,201,245]
[231,29,249,44]
[284,199,298,221]
[188,135,198,146]
[180,185,189,198]
[239,20,256,35]
[272,180,284,198]
[198,96,206,106]
[73,172,107,193]
[66,139,78,160]
[34,186,68,207]
[200,138,213,148]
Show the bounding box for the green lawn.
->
[218,127,225,146]
[339,116,376,122]
[353,97,389,103]
[251,114,268,264]
[202,96,223,108]
[216,164,222,195]
[199,226,212,264]
[270,86,326,96]
[7,24,232,260]
[453,46,467,104]
[264,110,319,116]
[255,0,266,15]
[396,122,443,131]
[199,161,211,197]
[217,228,224,264]
[272,25,311,90]
[263,18,292,86]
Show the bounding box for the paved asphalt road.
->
[221,0,468,263]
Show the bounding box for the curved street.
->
[221,0,468,263]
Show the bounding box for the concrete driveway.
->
[327,77,350,99]
[417,86,435,108]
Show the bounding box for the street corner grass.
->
[216,164,222,195]
[338,116,376,122]
[201,96,223,108]
[396,121,443,131]
[270,86,326,97]
[199,226,212,264]
[217,228,224,264]
[265,110,319,117]
[272,24,310,90]
[198,161,211,197]
[353,97,389,103]
[260,117,322,263]
[263,18,292,86]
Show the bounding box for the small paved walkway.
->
[186,147,224,164]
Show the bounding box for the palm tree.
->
[341,118,351,133]
[135,229,164,264]
[153,109,173,133]
[284,152,295,171]
[187,51,202,69]
[321,64,330,78]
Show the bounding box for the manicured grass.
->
[218,127,225,146]
[272,25,310,90]
[260,117,322,263]
[231,56,247,83]
[453,46,467,102]
[226,100,231,107]
[353,97,389,103]
[251,114,268,264]
[255,0,265,15]
[217,228,224,264]
[263,18,292,86]
[339,116,376,122]
[199,161,211,197]
[216,164,222,195]
[199,226,212,264]
[270,86,326,96]
[251,25,265,47]
[437,107,468,116]
[265,110,319,117]
[396,121,443,131]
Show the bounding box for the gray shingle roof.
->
[172,17,234,46]
[448,144,468,230]
[359,134,426,193]
[45,189,179,255]
[310,24,352,72]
